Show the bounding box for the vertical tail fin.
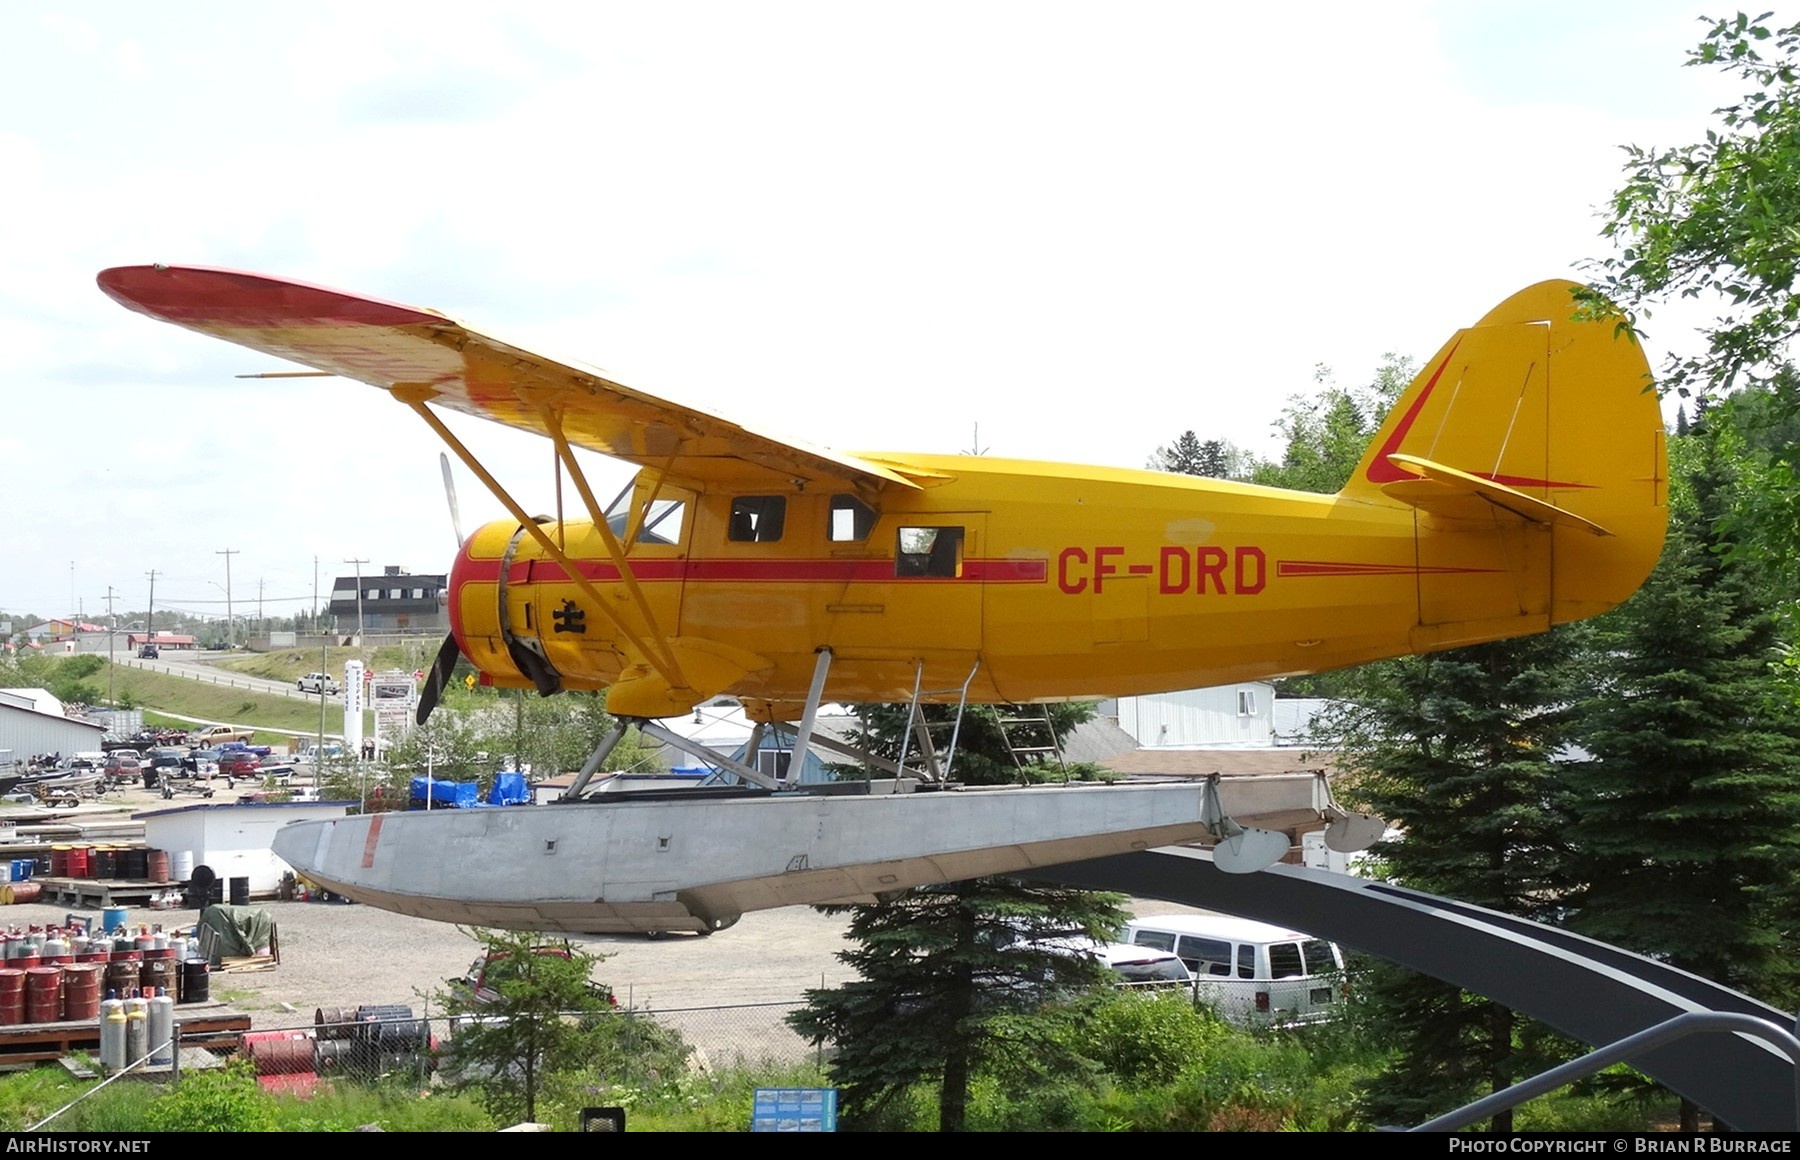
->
[1342,281,1667,644]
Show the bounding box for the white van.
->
[1123,914,1345,1027]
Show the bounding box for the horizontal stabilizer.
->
[1382,453,1612,537]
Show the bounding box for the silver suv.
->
[297,672,341,695]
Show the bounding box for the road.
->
[116,651,336,705]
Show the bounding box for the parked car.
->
[142,747,188,789]
[1123,914,1346,1027]
[218,751,261,783]
[189,725,255,747]
[102,751,143,785]
[183,748,223,777]
[1031,936,1194,990]
[297,672,341,696]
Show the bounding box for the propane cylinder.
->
[148,988,174,1065]
[100,992,126,1074]
[124,992,147,1065]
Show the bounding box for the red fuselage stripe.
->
[452,557,1050,585]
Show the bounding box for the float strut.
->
[786,648,833,787]
[561,720,632,801]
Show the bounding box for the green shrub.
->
[1080,991,1226,1085]
[143,1064,276,1133]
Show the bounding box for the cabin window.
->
[728,496,787,543]
[829,494,878,542]
[1237,689,1257,717]
[1268,941,1306,980]
[1176,936,1234,977]
[896,526,963,577]
[1131,930,1175,953]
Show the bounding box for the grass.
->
[104,661,371,738]
[212,644,444,684]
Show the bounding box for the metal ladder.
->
[998,705,1068,780]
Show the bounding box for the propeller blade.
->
[440,452,465,545]
[416,632,462,725]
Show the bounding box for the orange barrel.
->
[76,948,110,965]
[146,850,170,884]
[8,884,41,906]
[0,969,25,1025]
[47,847,69,877]
[244,1030,313,1075]
[139,957,175,996]
[61,964,102,1021]
[24,967,61,1024]
[65,846,89,878]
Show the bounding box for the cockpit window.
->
[606,499,685,545]
[896,526,963,577]
[729,496,787,543]
[830,494,878,542]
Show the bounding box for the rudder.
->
[1341,280,1667,644]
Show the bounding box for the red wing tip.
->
[96,264,448,329]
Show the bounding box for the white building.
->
[0,688,106,761]
[138,801,354,895]
[1102,682,1277,748]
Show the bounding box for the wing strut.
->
[526,394,687,684]
[392,385,693,698]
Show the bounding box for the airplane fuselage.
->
[449,450,1603,718]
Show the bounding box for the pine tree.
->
[1146,429,1208,475]
[1564,422,1800,1028]
[787,880,1127,1131]
[791,698,1124,1130]
[1331,631,1584,1129]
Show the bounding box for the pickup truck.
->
[297,672,341,696]
[189,725,255,747]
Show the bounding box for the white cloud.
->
[0,0,1742,614]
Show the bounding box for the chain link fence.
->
[240,999,822,1091]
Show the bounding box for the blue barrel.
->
[101,907,127,935]
[10,861,30,883]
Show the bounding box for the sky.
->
[0,1,1755,623]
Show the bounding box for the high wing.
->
[96,265,923,495]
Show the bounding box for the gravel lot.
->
[4,779,865,1052]
[0,779,1200,1064]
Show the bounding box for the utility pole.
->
[216,548,238,648]
[144,570,158,656]
[256,577,264,637]
[104,586,116,704]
